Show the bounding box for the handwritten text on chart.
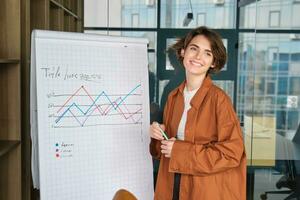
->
[40,66,102,82]
[55,142,75,158]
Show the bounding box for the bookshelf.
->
[0,0,83,199]
[22,1,83,200]
[0,0,22,199]
[0,141,20,157]
[31,0,83,32]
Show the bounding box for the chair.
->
[260,123,300,200]
[112,189,137,200]
[260,160,300,200]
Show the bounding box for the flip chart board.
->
[30,30,153,200]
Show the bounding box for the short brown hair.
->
[170,26,227,73]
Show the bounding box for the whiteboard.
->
[30,30,153,200]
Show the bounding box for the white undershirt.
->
[177,86,199,140]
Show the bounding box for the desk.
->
[244,114,300,199]
[245,132,300,166]
[246,133,300,200]
[244,115,276,166]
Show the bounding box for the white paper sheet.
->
[30,30,153,200]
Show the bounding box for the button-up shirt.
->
[150,76,246,200]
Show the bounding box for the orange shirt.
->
[150,76,246,200]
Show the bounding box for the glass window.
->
[278,77,288,95]
[279,62,289,71]
[238,33,300,179]
[158,79,170,108]
[84,0,157,28]
[84,30,157,50]
[289,77,300,95]
[196,13,206,26]
[267,81,275,95]
[160,0,236,28]
[287,111,299,129]
[131,13,139,27]
[213,80,234,102]
[238,32,300,130]
[292,3,300,28]
[287,95,298,109]
[268,47,279,62]
[269,11,280,28]
[165,38,178,71]
[148,52,157,103]
[222,39,228,71]
[239,0,300,29]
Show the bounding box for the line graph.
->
[49,84,143,128]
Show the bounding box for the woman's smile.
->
[189,60,203,67]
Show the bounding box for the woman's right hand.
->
[149,121,165,141]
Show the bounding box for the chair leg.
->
[260,190,292,200]
[284,192,300,200]
[260,193,267,200]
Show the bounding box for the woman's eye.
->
[206,52,212,57]
[190,47,197,51]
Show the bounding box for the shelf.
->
[0,59,20,64]
[0,140,20,158]
[50,0,80,19]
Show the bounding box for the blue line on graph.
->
[55,84,141,124]
[55,103,75,123]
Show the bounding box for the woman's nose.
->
[195,51,203,59]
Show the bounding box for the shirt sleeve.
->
[169,94,245,176]
[149,94,172,160]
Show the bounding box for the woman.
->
[149,26,246,200]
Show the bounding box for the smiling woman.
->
[172,26,227,75]
[149,26,246,200]
[180,35,215,78]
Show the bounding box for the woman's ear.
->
[211,64,215,69]
[180,49,185,57]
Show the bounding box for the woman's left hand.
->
[161,137,176,158]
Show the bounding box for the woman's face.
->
[181,35,214,77]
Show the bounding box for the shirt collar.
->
[175,75,213,110]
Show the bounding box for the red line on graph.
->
[120,103,135,123]
[113,102,130,122]
[81,86,103,114]
[116,102,139,123]
[80,103,142,126]
[56,86,84,113]
[55,85,142,126]
[112,101,137,123]
[57,85,107,115]
[68,109,83,126]
[125,108,142,119]
[103,97,122,115]
[112,101,142,122]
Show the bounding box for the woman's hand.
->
[149,121,165,141]
[161,137,176,158]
